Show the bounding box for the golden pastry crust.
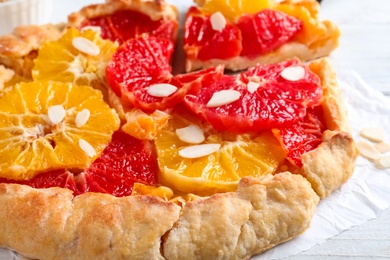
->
[300,58,359,198]
[0,24,64,78]
[163,173,319,260]
[0,172,318,259]
[185,0,340,72]
[0,184,181,259]
[68,0,178,27]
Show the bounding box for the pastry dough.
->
[0,172,318,259]
[68,0,178,28]
[0,24,64,78]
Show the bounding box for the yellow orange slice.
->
[32,28,118,92]
[122,109,171,140]
[0,81,120,180]
[155,107,287,195]
[197,0,275,21]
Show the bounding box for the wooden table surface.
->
[49,0,390,259]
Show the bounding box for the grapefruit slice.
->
[106,34,224,112]
[237,9,303,58]
[80,9,178,44]
[82,130,158,197]
[184,6,242,61]
[184,59,322,133]
[273,106,326,167]
[0,130,159,197]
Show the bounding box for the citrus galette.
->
[0,0,357,259]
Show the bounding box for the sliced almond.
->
[357,141,381,160]
[48,105,66,125]
[78,139,96,157]
[360,127,385,143]
[210,12,226,32]
[206,89,241,107]
[280,66,305,81]
[147,83,178,97]
[72,37,100,56]
[75,109,91,128]
[247,81,260,94]
[374,142,390,154]
[176,124,205,144]
[81,26,102,34]
[375,156,390,169]
[179,144,221,159]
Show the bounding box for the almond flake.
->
[75,109,91,127]
[375,156,390,169]
[357,141,381,160]
[247,81,260,94]
[210,12,226,32]
[78,139,96,157]
[48,105,66,124]
[280,66,305,81]
[72,37,100,56]
[374,142,390,154]
[176,124,205,144]
[179,144,221,159]
[360,127,385,143]
[147,83,178,97]
[81,26,102,34]
[206,90,241,107]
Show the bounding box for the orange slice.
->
[122,109,171,140]
[32,28,118,92]
[197,0,275,21]
[0,81,120,180]
[155,107,287,195]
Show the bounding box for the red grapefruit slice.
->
[106,34,224,112]
[237,9,303,58]
[184,6,242,61]
[273,106,326,167]
[184,59,322,133]
[1,131,158,197]
[80,9,177,44]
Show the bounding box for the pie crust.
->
[185,0,340,72]
[68,0,178,28]
[0,57,358,259]
[0,24,64,78]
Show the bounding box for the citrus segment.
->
[0,81,120,180]
[276,3,328,45]
[273,106,326,167]
[80,9,178,44]
[106,34,173,98]
[237,9,303,58]
[32,28,118,91]
[184,6,242,61]
[106,34,224,112]
[82,130,158,197]
[155,107,287,195]
[197,0,275,22]
[0,170,79,195]
[184,59,322,133]
[121,109,171,140]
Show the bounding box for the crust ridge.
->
[162,172,319,260]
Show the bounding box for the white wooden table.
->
[50,0,390,259]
